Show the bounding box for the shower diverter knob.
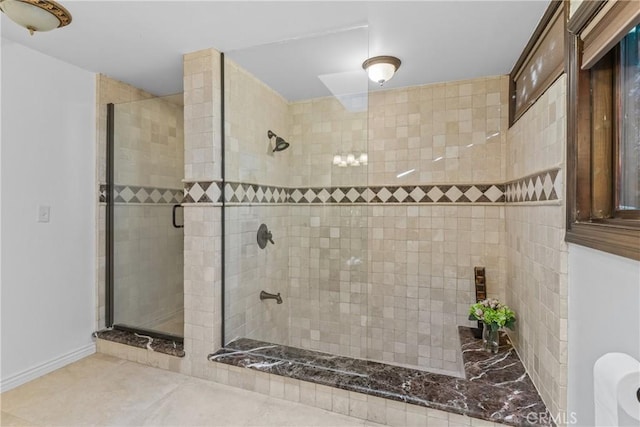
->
[257,223,274,249]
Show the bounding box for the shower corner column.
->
[182,47,224,380]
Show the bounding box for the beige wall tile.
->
[285,76,508,374]
[184,49,221,181]
[505,75,568,417]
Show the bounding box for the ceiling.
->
[1,1,550,101]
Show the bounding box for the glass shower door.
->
[222,26,371,361]
[109,95,185,338]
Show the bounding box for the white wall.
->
[1,39,96,391]
[567,244,640,426]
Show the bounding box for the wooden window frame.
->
[566,1,640,261]
[509,1,565,126]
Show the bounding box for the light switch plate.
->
[37,205,50,223]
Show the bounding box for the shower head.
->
[267,130,290,152]
[273,137,290,152]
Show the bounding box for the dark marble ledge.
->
[95,329,185,358]
[209,327,551,426]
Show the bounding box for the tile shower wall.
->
[184,50,221,181]
[287,95,369,361]
[505,75,568,417]
[366,204,505,373]
[113,98,184,189]
[225,205,290,345]
[367,78,507,186]
[287,77,509,374]
[182,48,223,380]
[288,205,370,358]
[112,97,184,332]
[289,96,368,188]
[223,58,292,345]
[182,204,221,379]
[224,60,291,186]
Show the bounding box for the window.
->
[619,26,640,214]
[567,2,640,261]
[587,27,640,220]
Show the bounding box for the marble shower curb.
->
[208,327,550,426]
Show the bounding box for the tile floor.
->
[0,353,386,427]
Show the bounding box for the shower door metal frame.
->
[106,103,115,327]
[220,52,227,348]
[105,102,184,343]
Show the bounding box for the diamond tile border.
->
[182,181,509,205]
[225,181,288,204]
[505,168,561,203]
[183,181,222,204]
[102,172,560,206]
[181,171,561,206]
[109,185,183,204]
[99,184,107,203]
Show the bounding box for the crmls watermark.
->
[526,411,578,425]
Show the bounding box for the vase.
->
[482,325,499,354]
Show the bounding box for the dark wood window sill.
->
[566,222,640,261]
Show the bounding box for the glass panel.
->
[112,95,184,337]
[619,25,640,210]
[223,27,370,358]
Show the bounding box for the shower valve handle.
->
[257,224,275,249]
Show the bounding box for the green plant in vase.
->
[468,298,516,354]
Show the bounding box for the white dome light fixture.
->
[362,55,401,86]
[0,0,72,35]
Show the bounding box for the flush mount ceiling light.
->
[0,0,72,35]
[362,55,401,86]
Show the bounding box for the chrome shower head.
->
[267,130,290,152]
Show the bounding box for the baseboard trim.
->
[0,342,96,392]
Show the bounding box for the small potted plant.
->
[468,298,516,353]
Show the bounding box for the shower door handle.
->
[172,205,184,228]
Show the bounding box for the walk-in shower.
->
[219,23,508,378]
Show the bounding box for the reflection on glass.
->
[222,27,370,360]
[619,25,640,210]
[112,95,184,337]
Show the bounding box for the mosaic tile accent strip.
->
[505,168,561,203]
[113,185,183,204]
[303,184,506,204]
[225,181,289,204]
[99,184,107,203]
[105,173,560,206]
[183,181,507,205]
[182,181,223,203]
